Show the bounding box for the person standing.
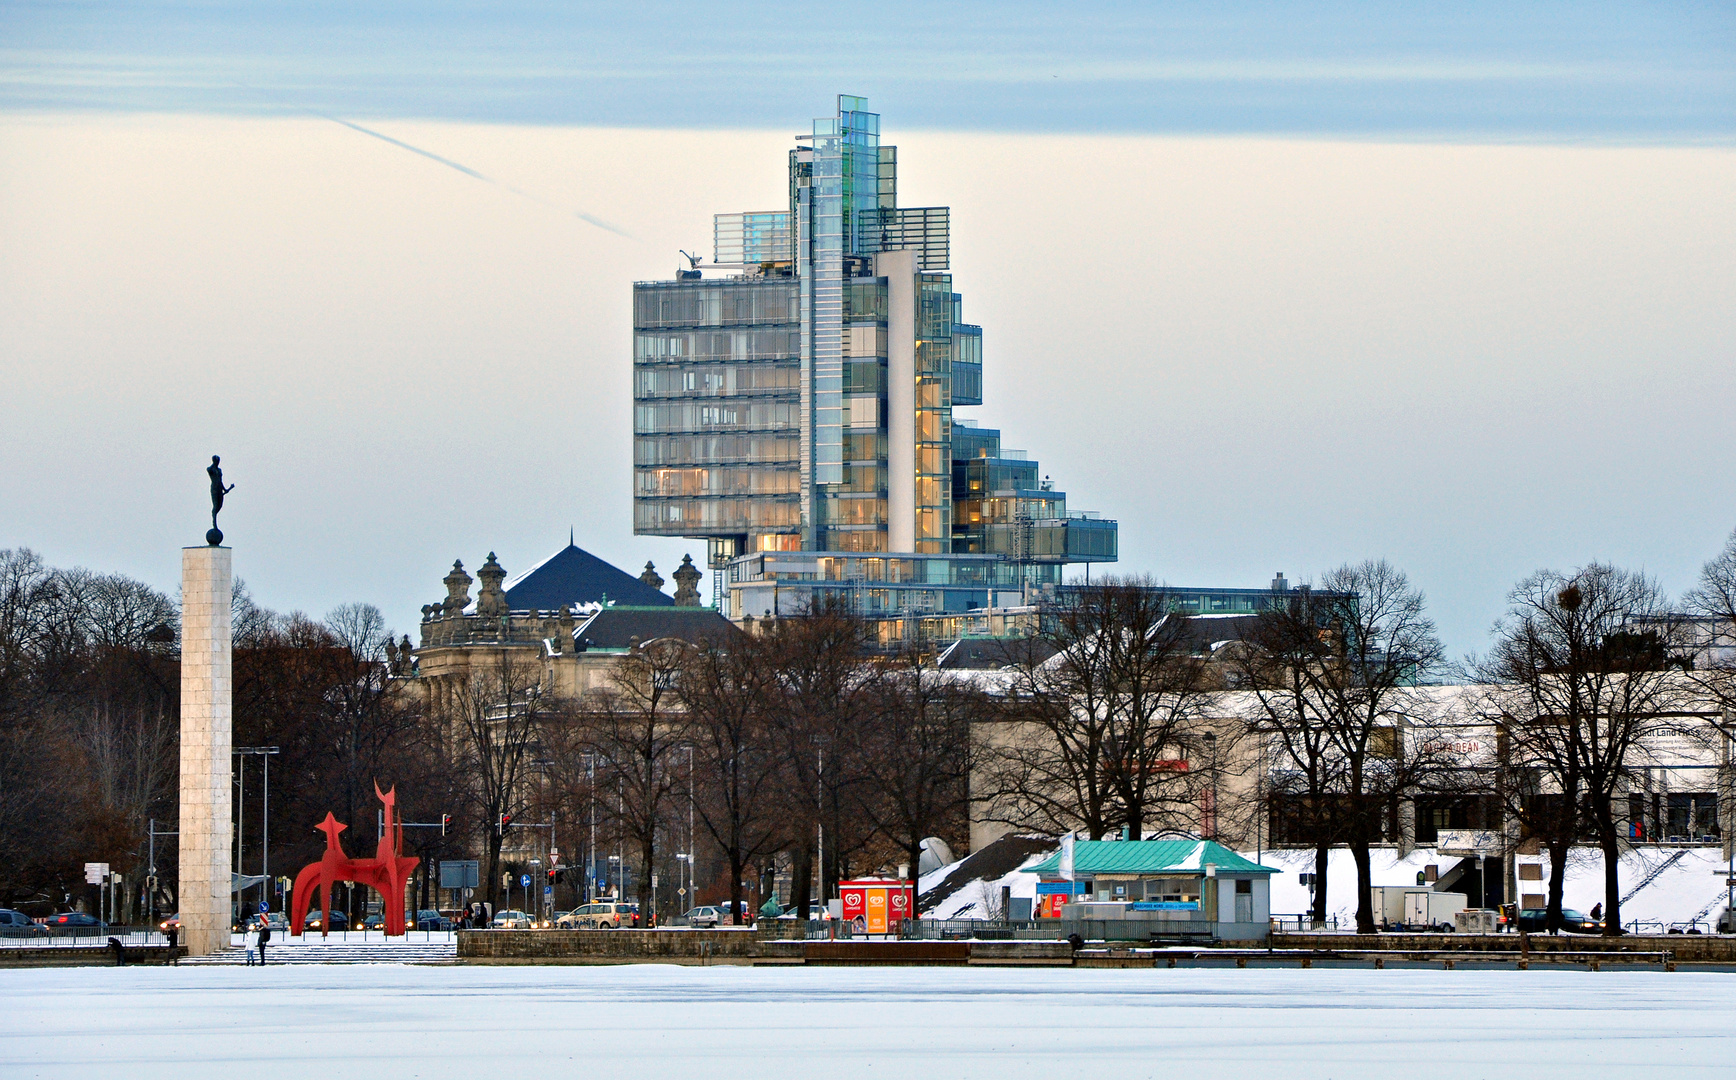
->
[257,918,271,965]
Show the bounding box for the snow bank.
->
[1255,845,1733,929]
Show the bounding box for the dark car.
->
[44,912,108,936]
[415,909,452,931]
[302,910,348,932]
[239,912,288,934]
[0,909,48,938]
[1514,907,1599,934]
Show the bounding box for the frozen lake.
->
[3,964,1731,1078]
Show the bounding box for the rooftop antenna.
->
[678,250,704,280]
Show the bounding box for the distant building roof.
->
[572,606,738,651]
[503,543,673,610]
[935,637,1057,670]
[1025,840,1275,877]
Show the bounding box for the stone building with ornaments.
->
[406,539,734,708]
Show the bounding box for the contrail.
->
[321,115,637,241]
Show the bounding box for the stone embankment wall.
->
[0,945,182,968]
[1271,932,1736,962]
[457,930,1073,966]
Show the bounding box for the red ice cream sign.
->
[838,879,914,935]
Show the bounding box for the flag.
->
[1059,833,1075,882]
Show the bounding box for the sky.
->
[1,3,1733,659]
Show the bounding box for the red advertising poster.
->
[838,879,914,936]
[865,888,888,934]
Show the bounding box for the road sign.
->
[520,874,531,888]
[84,862,108,884]
[543,885,553,897]
[439,860,480,889]
[678,887,687,898]
[258,900,269,913]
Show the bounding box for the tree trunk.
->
[638,835,656,923]
[1594,805,1623,935]
[728,855,746,926]
[1545,836,1570,934]
[1350,838,1375,935]
[1311,844,1329,927]
[485,829,504,911]
[790,841,813,920]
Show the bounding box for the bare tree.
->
[755,599,874,917]
[1234,561,1447,933]
[978,579,1214,842]
[1483,565,1694,934]
[573,639,689,919]
[854,650,977,890]
[441,653,549,911]
[1685,526,1736,706]
[1232,587,1350,928]
[675,637,788,923]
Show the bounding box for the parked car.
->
[560,902,638,929]
[362,914,386,931]
[1513,907,1599,934]
[683,905,725,928]
[159,913,180,933]
[44,912,107,936]
[415,909,453,931]
[239,912,288,934]
[491,909,532,929]
[303,910,349,932]
[0,909,48,938]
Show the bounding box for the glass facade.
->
[631,95,1117,618]
[632,280,801,541]
[714,211,792,265]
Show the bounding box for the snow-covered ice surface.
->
[5,964,1734,1078]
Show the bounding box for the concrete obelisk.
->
[178,544,232,956]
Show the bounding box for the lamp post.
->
[234,747,279,912]
[1202,731,1218,841]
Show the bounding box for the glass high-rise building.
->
[634,96,1116,619]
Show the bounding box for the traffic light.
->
[441,813,451,836]
[498,813,512,836]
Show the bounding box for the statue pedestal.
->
[178,545,232,957]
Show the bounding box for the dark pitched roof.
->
[503,544,672,610]
[572,607,739,651]
[935,637,1058,670]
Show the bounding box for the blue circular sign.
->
[520,874,530,887]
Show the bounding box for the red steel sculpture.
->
[290,782,420,937]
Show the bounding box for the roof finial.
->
[569,525,575,547]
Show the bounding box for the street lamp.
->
[1201,731,1218,841]
[234,746,279,914]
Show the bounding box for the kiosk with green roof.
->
[1026,839,1276,943]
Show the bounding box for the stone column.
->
[178,545,232,956]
